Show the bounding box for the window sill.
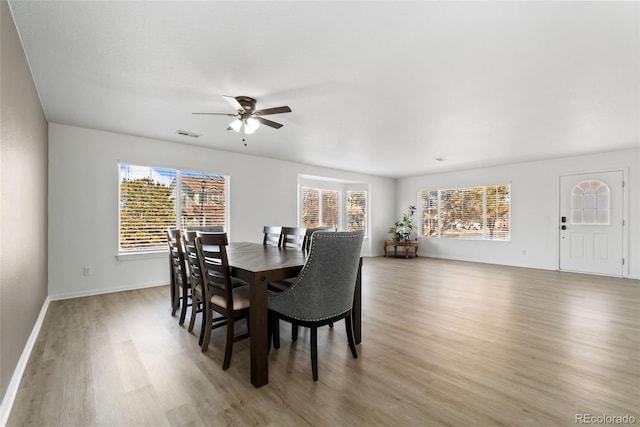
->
[116,250,167,262]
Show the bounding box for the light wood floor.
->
[8,257,640,426]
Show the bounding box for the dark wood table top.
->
[226,242,307,283]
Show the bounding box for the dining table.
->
[225,241,362,388]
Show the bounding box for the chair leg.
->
[201,306,212,351]
[171,281,179,316]
[291,324,298,342]
[311,326,318,381]
[345,314,358,359]
[178,285,189,325]
[223,316,234,370]
[188,296,198,332]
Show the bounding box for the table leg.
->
[249,276,269,387]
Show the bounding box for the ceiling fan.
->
[193,95,291,134]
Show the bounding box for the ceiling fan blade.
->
[192,112,237,116]
[255,117,284,129]
[222,95,245,113]
[254,106,292,116]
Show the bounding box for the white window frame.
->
[420,184,510,241]
[117,162,229,258]
[298,175,369,237]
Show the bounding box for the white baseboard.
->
[48,281,167,301]
[0,296,50,427]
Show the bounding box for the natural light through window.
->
[298,176,368,236]
[119,163,227,253]
[420,185,510,241]
[301,187,339,229]
[571,180,610,225]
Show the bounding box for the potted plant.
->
[392,205,416,241]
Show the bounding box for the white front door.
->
[559,171,624,276]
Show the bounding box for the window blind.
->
[420,185,510,241]
[347,190,367,232]
[119,164,227,253]
[301,186,339,228]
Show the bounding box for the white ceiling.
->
[8,1,640,178]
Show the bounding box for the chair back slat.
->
[195,232,233,310]
[280,226,306,249]
[263,226,282,246]
[167,229,187,286]
[183,230,203,293]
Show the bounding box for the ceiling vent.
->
[176,130,201,138]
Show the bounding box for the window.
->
[347,190,367,233]
[119,164,227,253]
[571,180,610,225]
[178,171,226,228]
[420,185,510,241]
[301,187,339,229]
[298,176,368,236]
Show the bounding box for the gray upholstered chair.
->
[303,226,336,253]
[267,226,307,293]
[195,231,250,370]
[269,226,336,293]
[268,230,364,381]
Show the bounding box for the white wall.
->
[396,148,640,279]
[48,124,395,299]
[48,123,638,299]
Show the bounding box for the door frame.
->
[557,168,629,278]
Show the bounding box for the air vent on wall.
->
[176,130,201,138]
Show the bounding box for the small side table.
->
[384,240,419,259]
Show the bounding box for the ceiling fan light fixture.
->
[244,117,260,134]
[195,95,290,133]
[229,118,242,132]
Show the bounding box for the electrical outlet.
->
[83,266,92,276]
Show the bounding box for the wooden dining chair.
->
[184,230,245,343]
[279,226,307,249]
[268,231,364,381]
[195,232,250,369]
[183,230,206,340]
[262,226,282,246]
[167,228,189,323]
[266,226,307,293]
